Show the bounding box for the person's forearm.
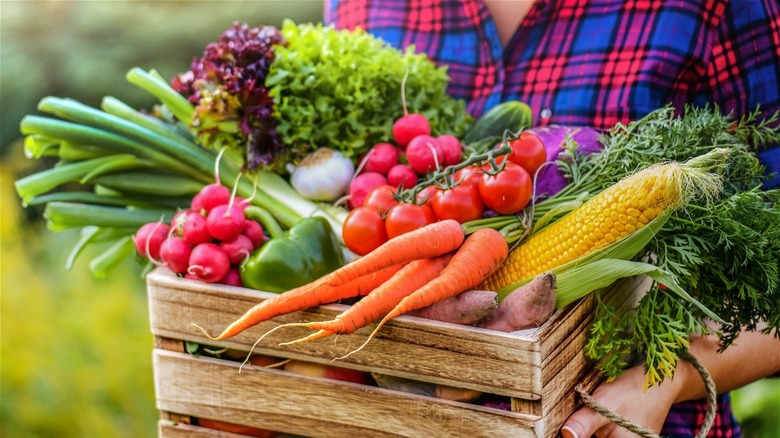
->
[673,325,780,403]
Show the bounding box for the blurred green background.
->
[1,1,777,437]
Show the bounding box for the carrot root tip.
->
[278,329,332,346]
[190,323,219,341]
[334,320,387,362]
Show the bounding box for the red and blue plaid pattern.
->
[662,393,742,438]
[326,0,780,187]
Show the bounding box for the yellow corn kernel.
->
[480,162,694,292]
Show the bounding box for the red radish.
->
[406,135,444,174]
[221,234,254,264]
[393,114,431,150]
[392,70,432,149]
[220,268,244,287]
[198,183,231,212]
[233,196,251,211]
[133,222,171,260]
[242,220,266,248]
[182,212,211,245]
[190,192,204,212]
[387,164,419,188]
[188,243,231,283]
[160,236,193,274]
[170,210,190,237]
[207,204,246,241]
[437,134,464,166]
[348,172,388,210]
[362,143,399,175]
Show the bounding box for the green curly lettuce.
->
[267,20,472,162]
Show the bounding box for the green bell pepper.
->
[241,206,345,293]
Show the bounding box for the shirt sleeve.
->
[693,0,780,187]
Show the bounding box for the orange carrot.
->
[279,253,454,345]
[339,228,508,359]
[197,219,462,341]
[320,219,464,288]
[197,264,402,340]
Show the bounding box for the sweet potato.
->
[406,289,498,325]
[477,272,557,332]
[434,384,483,403]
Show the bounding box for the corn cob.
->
[481,159,721,292]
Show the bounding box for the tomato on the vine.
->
[415,185,438,210]
[479,162,533,214]
[384,203,437,239]
[342,207,388,256]
[432,184,485,223]
[497,131,547,176]
[363,184,399,215]
[453,164,485,188]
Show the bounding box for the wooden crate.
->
[147,268,640,438]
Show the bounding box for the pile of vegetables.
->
[14,18,780,397]
[15,21,472,280]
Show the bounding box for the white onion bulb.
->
[290,148,355,201]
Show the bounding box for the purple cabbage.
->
[171,23,286,171]
[528,125,604,198]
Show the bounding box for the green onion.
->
[43,202,174,231]
[90,172,203,197]
[15,155,135,205]
[125,67,194,123]
[88,236,136,279]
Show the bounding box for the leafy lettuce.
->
[267,20,472,162]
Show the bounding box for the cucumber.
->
[462,101,533,145]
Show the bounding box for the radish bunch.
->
[133,183,267,285]
[347,78,465,210]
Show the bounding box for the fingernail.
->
[561,426,579,438]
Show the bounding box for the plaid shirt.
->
[662,393,742,438]
[327,1,776,435]
[326,0,780,187]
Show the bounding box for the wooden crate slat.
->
[160,421,225,438]
[147,269,540,349]
[154,349,540,438]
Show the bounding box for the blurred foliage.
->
[1,1,777,437]
[1,0,323,155]
[731,379,780,436]
[2,147,157,437]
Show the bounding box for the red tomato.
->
[384,203,437,239]
[453,164,485,188]
[363,185,398,215]
[497,131,547,176]
[432,184,485,223]
[342,207,388,256]
[415,185,438,209]
[479,162,533,214]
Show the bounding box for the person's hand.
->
[560,363,685,438]
[560,323,780,437]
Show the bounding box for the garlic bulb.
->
[290,148,355,201]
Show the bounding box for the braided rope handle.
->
[575,352,717,438]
